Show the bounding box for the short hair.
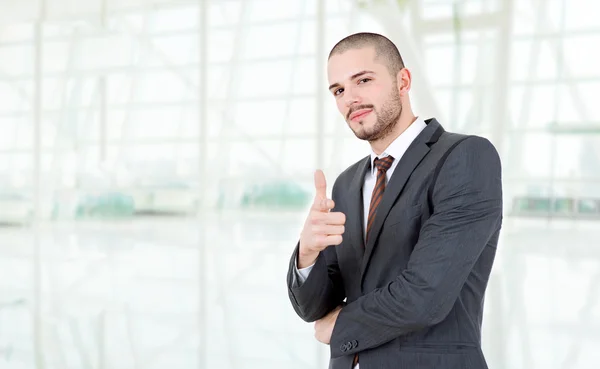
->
[328,32,405,77]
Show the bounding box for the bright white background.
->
[0,0,599,368]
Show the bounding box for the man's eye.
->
[359,78,371,84]
[334,88,344,96]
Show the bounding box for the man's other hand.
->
[314,305,342,344]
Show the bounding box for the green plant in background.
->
[512,195,600,218]
[578,199,600,214]
[240,181,311,210]
[75,192,135,219]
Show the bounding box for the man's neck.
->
[370,114,418,155]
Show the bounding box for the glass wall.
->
[0,0,599,368]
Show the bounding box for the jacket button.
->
[351,340,358,348]
[340,343,347,352]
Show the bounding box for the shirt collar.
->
[369,116,427,175]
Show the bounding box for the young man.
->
[286,32,503,369]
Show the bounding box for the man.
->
[285,32,503,369]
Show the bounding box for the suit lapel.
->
[346,156,370,260]
[360,118,445,283]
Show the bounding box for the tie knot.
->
[374,156,394,172]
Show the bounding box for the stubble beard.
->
[349,87,402,143]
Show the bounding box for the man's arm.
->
[329,136,503,358]
[287,175,347,322]
[287,242,345,322]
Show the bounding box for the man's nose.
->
[344,87,360,107]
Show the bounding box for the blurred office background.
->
[0,0,599,368]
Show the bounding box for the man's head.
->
[327,32,412,142]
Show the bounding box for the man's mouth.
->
[349,109,373,121]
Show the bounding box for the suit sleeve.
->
[329,136,503,358]
[286,177,347,322]
[292,259,315,285]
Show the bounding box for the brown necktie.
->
[353,156,394,366]
[366,156,394,243]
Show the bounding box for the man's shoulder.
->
[436,129,471,146]
[436,130,497,154]
[432,131,500,174]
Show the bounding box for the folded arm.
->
[329,136,503,358]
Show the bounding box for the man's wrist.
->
[297,249,319,269]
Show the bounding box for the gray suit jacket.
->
[286,118,503,369]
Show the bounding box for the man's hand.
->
[298,170,346,268]
[314,305,342,344]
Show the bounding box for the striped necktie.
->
[366,155,395,243]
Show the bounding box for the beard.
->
[347,86,402,142]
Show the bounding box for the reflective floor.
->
[0,212,599,369]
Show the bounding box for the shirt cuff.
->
[293,255,315,286]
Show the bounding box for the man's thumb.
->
[314,169,327,200]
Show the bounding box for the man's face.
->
[327,47,402,142]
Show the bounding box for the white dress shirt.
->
[294,117,428,369]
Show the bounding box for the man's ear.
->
[396,68,411,96]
